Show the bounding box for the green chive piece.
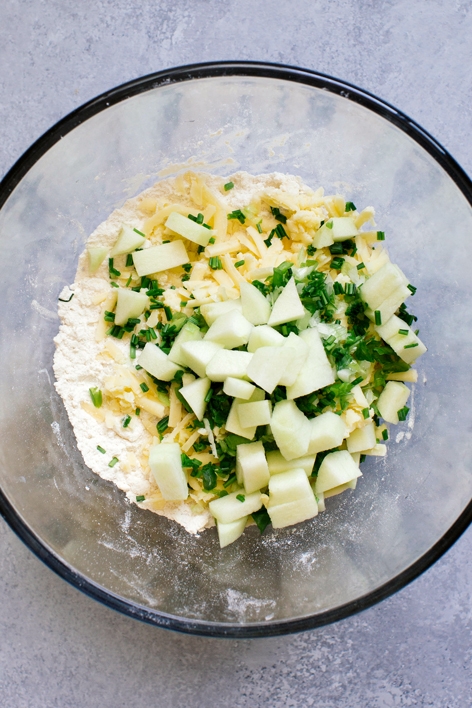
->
[356,262,365,270]
[58,293,74,303]
[362,408,370,419]
[122,415,131,428]
[350,376,364,387]
[135,408,140,416]
[136,495,145,502]
[89,387,102,408]
[227,209,246,224]
[404,342,419,349]
[333,282,344,295]
[397,406,410,422]
[224,181,234,191]
[360,454,367,463]
[407,284,417,295]
[415,329,420,336]
[326,221,333,229]
[398,329,409,335]
[236,494,245,502]
[157,416,169,434]
[126,254,134,267]
[209,256,223,270]
[208,237,216,244]
[135,364,143,370]
[97,445,106,454]
[374,310,382,326]
[133,228,146,237]
[110,282,119,288]
[345,201,357,212]
[234,260,245,268]
[382,429,389,441]
[140,382,149,393]
[125,275,132,287]
[256,221,263,233]
[108,457,119,468]
[377,231,385,240]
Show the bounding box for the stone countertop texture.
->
[1,1,471,706]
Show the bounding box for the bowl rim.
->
[1,60,472,638]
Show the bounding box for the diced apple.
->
[315,450,361,494]
[312,223,334,248]
[148,442,188,500]
[324,481,355,498]
[209,491,263,524]
[165,211,214,247]
[236,441,270,493]
[268,497,318,529]
[376,381,410,424]
[375,313,427,364]
[307,410,348,454]
[239,280,271,325]
[346,421,376,453]
[270,400,311,461]
[266,450,316,477]
[316,490,326,512]
[268,277,305,327]
[237,400,272,429]
[359,262,409,311]
[224,388,265,440]
[223,377,256,400]
[179,340,223,378]
[132,240,189,276]
[246,345,294,394]
[267,468,318,528]
[206,350,253,381]
[217,517,248,548]
[200,298,242,326]
[179,376,211,421]
[139,342,182,381]
[278,332,309,386]
[168,322,203,365]
[110,224,146,257]
[286,327,335,399]
[247,325,285,352]
[114,288,149,326]
[361,443,387,456]
[87,246,108,274]
[204,309,253,349]
[330,216,359,242]
[366,284,411,324]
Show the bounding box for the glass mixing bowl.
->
[1,62,472,638]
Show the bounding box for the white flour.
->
[53,171,312,534]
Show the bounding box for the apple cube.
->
[312,223,335,248]
[286,327,335,399]
[278,332,308,386]
[209,491,263,524]
[268,497,318,529]
[267,468,318,528]
[266,450,316,477]
[315,450,361,494]
[165,211,213,247]
[240,280,271,325]
[168,321,203,365]
[236,441,270,493]
[149,442,188,500]
[139,342,182,381]
[360,262,409,311]
[366,284,411,324]
[307,411,348,454]
[247,325,285,352]
[110,224,146,257]
[346,421,376,453]
[179,340,222,378]
[376,381,410,424]
[224,388,265,440]
[237,400,272,428]
[375,314,427,364]
[200,298,242,326]
[204,309,253,349]
[246,345,293,394]
[223,377,256,400]
[330,216,359,241]
[114,288,149,326]
[268,277,305,327]
[179,376,211,421]
[132,240,189,276]
[217,517,248,549]
[270,400,311,460]
[87,246,108,274]
[206,350,253,382]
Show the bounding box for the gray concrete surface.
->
[1,1,472,706]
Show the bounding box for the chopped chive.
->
[164,306,172,321]
[377,231,385,241]
[325,221,333,229]
[104,311,115,322]
[275,223,288,239]
[196,213,204,224]
[187,214,197,223]
[350,245,357,256]
[135,364,143,370]
[236,494,245,502]
[350,376,364,387]
[136,495,145,502]
[97,445,106,454]
[270,206,287,224]
[224,181,234,191]
[205,237,214,246]
[331,257,344,270]
[407,284,417,295]
[110,282,119,288]
[108,258,121,278]
[333,282,344,295]
[382,429,389,441]
[204,388,213,403]
[404,342,419,349]
[58,293,74,303]
[345,201,357,212]
[374,310,382,326]
[130,344,136,359]
[362,408,370,419]
[360,454,367,463]
[227,209,246,224]
[182,263,192,273]
[89,387,102,408]
[125,275,132,287]
[140,382,149,393]
[306,244,316,256]
[256,221,263,233]
[157,416,169,434]
[135,407,140,416]
[398,329,409,335]
[356,262,365,270]
[234,260,245,268]
[209,256,223,270]
[133,228,146,237]
[397,406,410,422]
[344,283,357,296]
[126,254,134,267]
[108,457,119,468]
[414,329,420,336]
[122,415,131,428]
[223,473,237,488]
[197,245,205,254]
